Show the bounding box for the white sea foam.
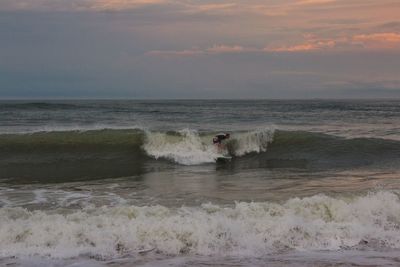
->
[28,190,47,204]
[231,128,275,156]
[1,191,399,259]
[143,129,219,165]
[143,128,275,165]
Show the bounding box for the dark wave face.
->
[1,128,400,183]
[235,130,400,170]
[0,129,146,183]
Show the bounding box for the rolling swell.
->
[0,129,147,183]
[1,129,400,182]
[233,130,400,170]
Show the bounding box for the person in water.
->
[213,133,230,152]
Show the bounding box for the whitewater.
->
[1,191,400,258]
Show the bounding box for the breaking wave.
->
[143,128,274,165]
[1,128,400,181]
[0,127,275,166]
[1,191,400,259]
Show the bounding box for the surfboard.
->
[216,155,232,162]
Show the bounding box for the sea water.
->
[1,100,400,266]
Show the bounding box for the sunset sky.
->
[1,0,400,98]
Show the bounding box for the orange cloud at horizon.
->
[206,45,245,53]
[353,33,400,49]
[296,0,336,5]
[266,39,336,52]
[148,31,400,56]
[264,32,400,52]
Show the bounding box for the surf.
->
[1,190,399,259]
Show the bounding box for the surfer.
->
[213,133,230,152]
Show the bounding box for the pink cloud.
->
[265,36,337,52]
[206,45,245,53]
[266,44,317,52]
[148,32,400,56]
[296,0,336,5]
[265,32,400,52]
[352,33,400,49]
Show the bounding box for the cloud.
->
[352,33,400,49]
[265,39,336,52]
[0,0,168,12]
[90,0,167,11]
[184,3,237,14]
[377,21,400,31]
[148,30,400,57]
[147,48,204,56]
[147,31,400,56]
[147,40,340,56]
[206,45,245,53]
[0,0,352,15]
[296,0,336,5]
[2,0,400,99]
[147,45,250,56]
[266,32,400,52]
[353,33,400,43]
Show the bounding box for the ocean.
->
[1,99,400,266]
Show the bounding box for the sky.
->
[1,0,400,99]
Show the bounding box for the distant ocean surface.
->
[1,100,400,266]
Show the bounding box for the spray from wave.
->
[143,129,219,165]
[1,191,399,259]
[228,128,275,156]
[142,128,275,165]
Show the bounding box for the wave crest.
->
[143,128,275,165]
[143,129,219,165]
[229,128,275,156]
